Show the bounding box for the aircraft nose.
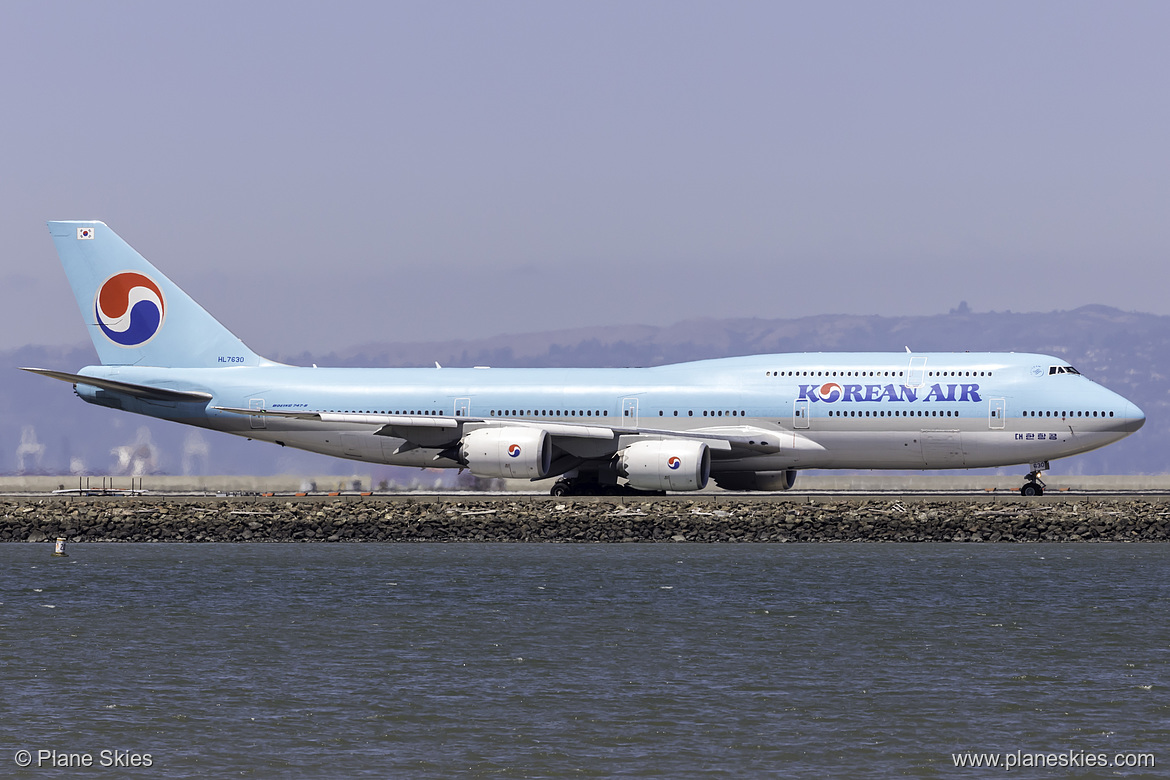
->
[1125,401,1146,434]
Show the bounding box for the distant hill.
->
[3,305,1162,478]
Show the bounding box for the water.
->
[1,543,1167,777]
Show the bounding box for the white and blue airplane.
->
[25,221,1144,496]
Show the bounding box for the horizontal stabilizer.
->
[21,367,213,403]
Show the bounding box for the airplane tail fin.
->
[47,221,265,368]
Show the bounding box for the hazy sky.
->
[4,2,1168,358]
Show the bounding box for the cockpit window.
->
[1048,365,1081,375]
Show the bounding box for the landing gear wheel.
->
[549,478,605,496]
[550,478,651,496]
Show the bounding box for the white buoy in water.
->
[53,537,68,557]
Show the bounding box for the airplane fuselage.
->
[70,351,1143,476]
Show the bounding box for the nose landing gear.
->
[1020,461,1049,496]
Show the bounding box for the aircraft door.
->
[249,398,266,429]
[454,397,471,418]
[794,399,810,429]
[907,356,927,388]
[622,397,639,426]
[989,398,1006,429]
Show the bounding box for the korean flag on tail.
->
[77,226,95,239]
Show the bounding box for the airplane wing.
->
[212,407,464,429]
[22,367,214,404]
[212,407,612,438]
[211,406,803,456]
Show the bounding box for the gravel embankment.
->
[4,497,1169,542]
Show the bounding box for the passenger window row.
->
[927,371,991,377]
[766,370,904,377]
[1023,410,1112,418]
[827,410,960,417]
[327,410,442,415]
[321,408,763,420]
[490,410,607,417]
[765,369,994,378]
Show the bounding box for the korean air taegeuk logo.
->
[94,272,166,347]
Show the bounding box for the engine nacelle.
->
[712,469,798,492]
[619,439,710,492]
[460,427,552,479]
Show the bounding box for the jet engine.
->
[712,469,798,492]
[619,439,710,492]
[460,427,552,479]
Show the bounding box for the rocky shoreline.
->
[3,496,1170,543]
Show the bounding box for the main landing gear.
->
[1020,461,1049,497]
[550,478,664,497]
